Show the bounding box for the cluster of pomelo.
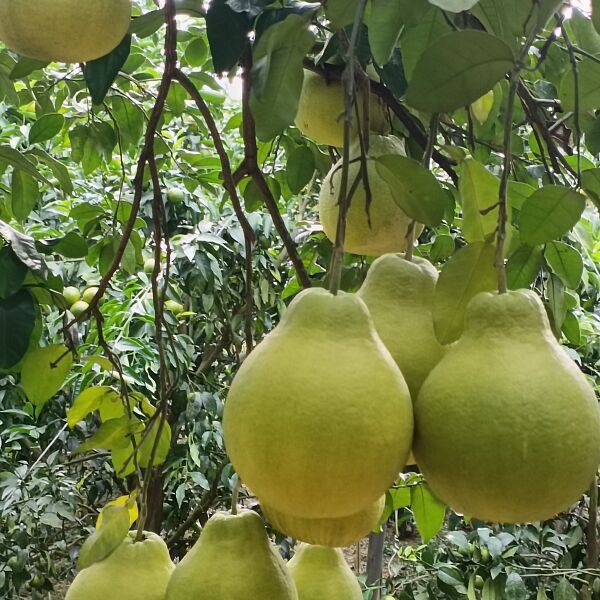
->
[63,285,99,318]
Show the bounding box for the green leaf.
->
[569,9,600,58]
[369,0,404,66]
[0,146,51,185]
[433,241,498,344]
[29,113,65,145]
[73,417,140,454]
[544,241,583,290]
[0,246,27,299]
[29,148,73,195]
[548,274,567,333]
[250,15,315,141]
[138,419,172,468]
[411,483,445,543]
[375,155,447,226]
[594,0,600,34]
[581,167,600,211]
[459,159,502,243]
[21,344,73,410]
[325,0,359,29]
[520,186,586,245]
[111,96,144,150]
[50,232,89,259]
[0,220,47,277]
[506,245,543,289]
[505,573,527,600]
[84,35,132,105]
[11,169,40,222]
[405,31,514,114]
[77,505,130,570]
[554,578,577,600]
[537,586,549,600]
[0,289,36,370]
[67,386,119,428]
[560,59,600,113]
[428,0,480,11]
[286,146,315,194]
[562,312,581,346]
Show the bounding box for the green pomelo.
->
[358,255,445,399]
[263,496,384,548]
[167,188,185,204]
[166,510,298,600]
[65,531,174,600]
[223,287,413,519]
[295,70,389,148]
[0,0,132,63]
[70,300,89,318]
[63,286,81,306]
[288,545,362,600]
[414,290,600,523]
[319,135,422,256]
[144,258,156,274]
[82,287,99,304]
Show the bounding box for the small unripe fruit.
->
[63,286,81,306]
[144,258,156,274]
[70,300,89,318]
[167,188,184,204]
[82,287,99,304]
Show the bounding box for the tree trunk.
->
[366,531,385,600]
[144,468,164,533]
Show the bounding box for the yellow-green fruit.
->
[295,70,389,147]
[223,287,413,519]
[70,300,89,318]
[288,545,362,600]
[144,258,156,274]
[0,0,132,63]
[166,510,298,600]
[65,531,174,600]
[319,135,422,256]
[63,286,81,306]
[414,290,600,523]
[167,188,185,204]
[263,495,385,548]
[82,287,99,304]
[358,255,445,399]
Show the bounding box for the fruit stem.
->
[496,11,541,295]
[328,0,369,296]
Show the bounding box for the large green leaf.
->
[369,0,404,66]
[520,186,586,245]
[325,0,359,29]
[29,114,65,145]
[427,0,480,11]
[582,167,600,211]
[67,386,120,428]
[0,247,27,300]
[21,344,73,410]
[506,245,543,289]
[505,573,527,600]
[0,289,36,370]
[560,59,600,113]
[73,416,141,454]
[250,15,315,141]
[29,148,73,195]
[138,419,172,468]
[405,31,514,114]
[286,145,315,194]
[459,159,502,243]
[11,169,40,223]
[0,221,47,277]
[376,155,447,226]
[544,241,583,290]
[594,0,600,34]
[0,146,51,185]
[411,483,446,543]
[433,241,498,344]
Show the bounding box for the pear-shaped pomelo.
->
[288,545,362,600]
[414,289,600,523]
[263,495,384,548]
[223,287,413,520]
[319,135,422,256]
[65,531,174,600]
[0,0,132,63]
[295,70,388,148]
[166,510,297,600]
[358,255,445,399]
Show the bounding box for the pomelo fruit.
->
[82,287,99,304]
[65,531,174,600]
[223,287,413,520]
[263,495,384,548]
[295,70,389,148]
[166,510,298,600]
[70,300,89,318]
[144,258,156,274]
[63,286,81,306]
[288,545,362,600]
[319,135,422,256]
[0,0,132,63]
[414,289,600,523]
[167,188,185,204]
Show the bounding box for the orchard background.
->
[1,0,600,598]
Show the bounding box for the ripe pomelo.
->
[263,495,384,548]
[288,545,362,600]
[65,531,174,600]
[295,70,389,148]
[0,0,132,63]
[223,287,413,520]
[414,289,600,523]
[319,135,422,256]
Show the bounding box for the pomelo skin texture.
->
[223,287,413,520]
[0,0,132,63]
[166,510,298,600]
[295,70,389,148]
[358,254,445,399]
[65,531,174,600]
[319,135,422,256]
[414,290,600,524]
[288,545,362,600]
[262,495,385,548]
